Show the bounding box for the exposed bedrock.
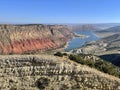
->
[0,24,72,54]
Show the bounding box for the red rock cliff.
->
[0,24,72,54]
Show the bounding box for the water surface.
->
[65,30,100,51]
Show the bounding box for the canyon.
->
[0,24,72,54]
[0,24,120,90]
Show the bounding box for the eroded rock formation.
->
[0,24,72,54]
[0,55,120,90]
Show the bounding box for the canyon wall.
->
[0,24,72,54]
[0,55,120,90]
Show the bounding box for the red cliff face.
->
[0,24,72,54]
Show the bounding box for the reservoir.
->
[65,30,100,51]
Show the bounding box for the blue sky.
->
[0,0,120,24]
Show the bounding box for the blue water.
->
[65,30,100,51]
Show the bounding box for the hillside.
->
[96,26,120,33]
[70,33,120,55]
[0,55,120,90]
[100,54,120,67]
[95,26,120,37]
[0,24,72,54]
[54,52,120,78]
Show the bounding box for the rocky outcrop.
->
[0,55,120,90]
[0,24,72,54]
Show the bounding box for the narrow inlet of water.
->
[65,30,100,51]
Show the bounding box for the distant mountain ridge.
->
[69,23,120,31]
[96,26,120,33]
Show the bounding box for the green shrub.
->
[62,53,68,56]
[35,77,50,89]
[54,52,120,78]
[69,54,85,64]
[54,52,63,57]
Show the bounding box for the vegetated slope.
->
[0,24,72,54]
[70,33,120,55]
[54,52,120,78]
[99,54,120,67]
[0,55,120,90]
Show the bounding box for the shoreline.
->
[53,41,70,53]
[64,31,100,52]
[59,31,104,52]
[73,32,89,38]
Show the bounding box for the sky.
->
[0,0,120,24]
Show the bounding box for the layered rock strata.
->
[0,24,72,54]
